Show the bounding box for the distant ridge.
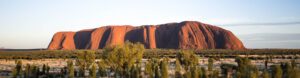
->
[0,48,46,51]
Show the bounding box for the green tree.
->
[262,70,270,78]
[191,66,199,78]
[76,50,96,77]
[197,66,203,78]
[130,64,142,78]
[145,61,153,78]
[97,59,107,77]
[289,68,300,78]
[250,65,259,78]
[291,59,296,69]
[272,65,282,78]
[184,71,192,78]
[235,57,258,78]
[90,64,97,78]
[31,65,39,78]
[146,58,160,78]
[177,50,199,70]
[177,50,200,78]
[42,64,46,75]
[12,68,17,78]
[67,60,74,78]
[102,41,144,77]
[160,58,169,78]
[46,64,50,75]
[201,67,208,78]
[24,64,31,78]
[281,62,300,78]
[13,60,22,78]
[220,63,235,78]
[264,57,269,70]
[175,59,183,78]
[211,70,220,78]
[208,58,214,71]
[154,64,160,78]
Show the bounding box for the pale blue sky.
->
[0,0,300,49]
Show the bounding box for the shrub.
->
[102,41,145,77]
[191,66,199,78]
[160,58,169,78]
[97,59,107,77]
[235,57,259,78]
[76,50,96,77]
[175,58,183,78]
[177,50,198,70]
[89,64,97,78]
[271,65,282,78]
[262,70,270,78]
[208,58,214,71]
[12,60,22,78]
[145,60,154,78]
[67,60,74,78]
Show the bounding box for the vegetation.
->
[220,63,235,78]
[89,64,97,78]
[2,43,300,78]
[76,50,96,77]
[160,58,169,78]
[262,70,270,78]
[145,58,155,78]
[97,59,107,77]
[67,60,74,78]
[12,60,22,78]
[102,41,145,77]
[272,65,283,78]
[235,57,259,78]
[177,50,199,70]
[175,59,183,78]
[208,57,214,71]
[1,49,300,59]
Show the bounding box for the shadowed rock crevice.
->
[156,23,182,49]
[124,27,144,43]
[74,29,94,49]
[99,27,111,49]
[48,21,245,50]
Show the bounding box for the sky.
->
[0,0,300,49]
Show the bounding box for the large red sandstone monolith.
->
[48,21,245,50]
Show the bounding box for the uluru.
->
[48,21,245,50]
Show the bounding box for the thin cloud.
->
[218,21,300,26]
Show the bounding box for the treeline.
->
[12,60,52,78]
[0,50,101,59]
[144,49,300,59]
[1,49,300,60]
[9,42,300,78]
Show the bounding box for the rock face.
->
[48,32,76,50]
[48,21,245,50]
